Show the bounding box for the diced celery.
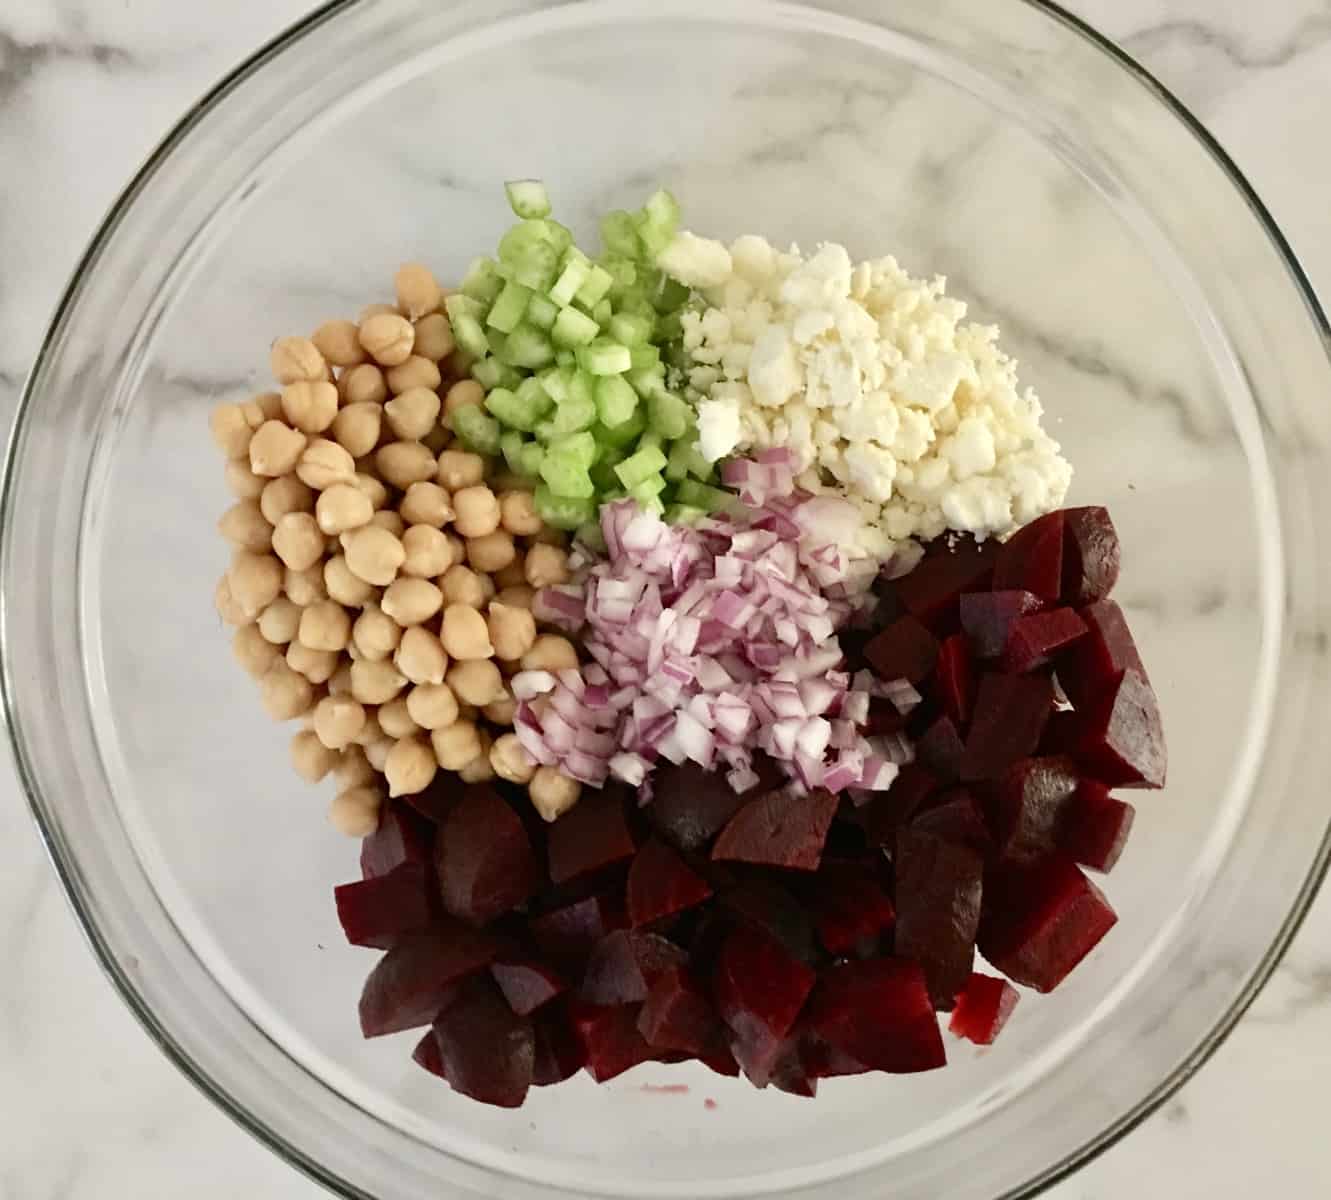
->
[546,221,574,258]
[664,504,707,526]
[555,349,575,367]
[636,429,664,454]
[575,522,607,554]
[487,280,533,333]
[459,258,505,305]
[595,375,638,428]
[591,299,613,327]
[548,430,597,470]
[452,313,490,359]
[512,241,560,292]
[666,436,714,482]
[517,440,545,479]
[506,323,556,369]
[534,419,559,445]
[540,457,595,500]
[629,474,667,503]
[470,356,522,391]
[614,445,668,489]
[654,308,686,341]
[616,292,657,321]
[577,338,632,376]
[648,391,690,440]
[444,293,486,324]
[609,311,654,346]
[655,276,692,313]
[551,389,596,435]
[590,456,623,492]
[600,210,642,259]
[453,404,502,456]
[549,258,590,307]
[498,219,555,265]
[537,366,571,405]
[505,179,552,220]
[534,485,596,531]
[485,381,550,432]
[574,264,614,310]
[593,410,646,448]
[500,430,529,475]
[626,364,667,399]
[676,479,735,512]
[643,189,681,236]
[628,343,661,371]
[636,214,673,261]
[567,369,596,411]
[525,292,559,331]
[552,306,600,348]
[599,256,638,299]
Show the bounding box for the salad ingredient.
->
[710,788,839,871]
[948,973,1020,1046]
[358,312,415,366]
[249,420,307,477]
[547,788,635,882]
[1058,782,1136,873]
[490,959,567,1016]
[270,336,328,385]
[437,785,540,925]
[429,976,536,1108]
[626,838,713,928]
[334,865,434,950]
[330,785,383,838]
[647,761,747,852]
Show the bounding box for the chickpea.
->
[217,500,271,552]
[446,659,503,707]
[369,510,407,539]
[412,312,455,362]
[291,729,339,783]
[496,488,542,536]
[525,542,569,589]
[529,767,581,823]
[225,458,266,500]
[406,682,459,730]
[312,696,367,750]
[459,732,495,783]
[259,476,314,527]
[399,524,453,579]
[364,735,394,772]
[360,302,400,322]
[439,564,487,609]
[385,356,442,396]
[432,720,482,771]
[259,661,315,721]
[315,483,373,536]
[441,603,493,661]
[232,623,280,677]
[255,391,286,422]
[483,689,517,726]
[311,319,368,368]
[336,745,376,788]
[521,634,578,673]
[330,785,382,838]
[377,697,420,740]
[249,420,307,477]
[352,603,402,662]
[487,602,537,663]
[296,438,357,491]
[438,449,487,495]
[385,735,438,798]
[529,525,567,548]
[282,380,338,434]
[285,563,326,606]
[355,472,390,512]
[452,485,500,538]
[330,403,381,459]
[228,552,284,620]
[358,312,415,366]
[327,661,353,697]
[342,526,404,587]
[394,626,449,686]
[442,382,484,432]
[338,363,388,407]
[269,512,322,572]
[383,387,441,442]
[257,595,301,645]
[324,555,376,606]
[394,263,442,320]
[210,402,257,458]
[495,584,535,611]
[380,579,441,628]
[354,707,383,746]
[270,336,328,385]
[350,658,407,705]
[490,733,536,784]
[376,441,436,490]
[399,482,453,528]
[466,530,515,574]
[297,599,351,652]
[286,640,338,684]
[477,572,497,604]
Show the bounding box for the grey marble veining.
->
[1,1,1329,1197]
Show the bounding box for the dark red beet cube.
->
[811,875,896,956]
[935,634,975,727]
[864,698,910,735]
[864,616,939,685]
[580,930,650,1005]
[804,959,946,1073]
[1064,669,1166,788]
[490,959,567,1015]
[894,828,984,1009]
[569,1001,656,1082]
[628,838,713,927]
[1000,609,1088,673]
[360,801,433,879]
[727,1023,787,1087]
[547,790,636,884]
[719,880,817,964]
[432,976,535,1109]
[911,789,991,853]
[1059,781,1136,873]
[993,756,1080,862]
[711,788,838,872]
[638,967,720,1054]
[949,973,1020,1045]
[648,762,747,852]
[1057,599,1147,710]
[801,1037,870,1080]
[404,775,464,825]
[865,764,939,845]
[530,893,625,966]
[960,590,1045,659]
[631,931,690,984]
[917,715,966,783]
[979,856,1118,992]
[335,863,434,950]
[532,1004,587,1086]
[714,928,817,1058]
[993,512,1065,602]
[962,673,1055,781]
[1061,506,1121,606]
[769,1040,819,1098]
[412,1030,446,1079]
[892,536,998,632]
[699,1044,741,1077]
[436,785,540,926]
[358,921,504,1037]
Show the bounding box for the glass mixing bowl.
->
[5,0,1331,1197]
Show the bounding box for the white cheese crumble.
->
[661,232,1072,559]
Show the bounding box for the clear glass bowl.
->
[5,1,1331,1197]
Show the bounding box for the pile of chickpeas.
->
[210,263,583,837]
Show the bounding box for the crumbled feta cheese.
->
[657,232,733,289]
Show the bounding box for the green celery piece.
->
[485,381,550,432]
[551,389,597,435]
[498,219,555,265]
[614,444,668,489]
[517,440,545,479]
[642,189,681,236]
[525,292,559,331]
[655,276,692,313]
[675,479,735,512]
[548,430,597,469]
[648,391,690,440]
[635,214,673,261]
[577,338,632,377]
[600,210,642,259]
[599,256,638,300]
[555,349,576,367]
[591,299,613,328]
[629,474,667,503]
[459,259,505,305]
[470,356,522,391]
[609,311,654,346]
[453,404,502,456]
[574,264,615,310]
[575,521,608,554]
[626,364,667,400]
[444,292,486,323]
[451,312,490,359]
[664,503,707,526]
[628,343,661,371]
[552,306,600,348]
[538,365,571,405]
[539,458,595,499]
[512,241,559,292]
[595,375,638,428]
[505,179,552,219]
[500,429,528,474]
[545,221,574,258]
[487,280,533,333]
[594,410,646,447]
[534,485,595,531]
[549,258,590,308]
[506,323,556,370]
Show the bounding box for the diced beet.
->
[581,930,650,1005]
[893,537,998,632]
[698,1044,740,1077]
[863,616,939,684]
[490,959,567,1015]
[648,761,748,852]
[631,931,691,985]
[638,967,721,1054]
[1063,669,1166,788]
[1057,599,1147,710]
[628,838,713,927]
[979,856,1118,992]
[432,976,534,1109]
[569,1002,656,1082]
[960,591,1045,659]
[530,893,625,963]
[993,756,1080,862]
[800,1036,870,1080]
[727,1022,788,1087]
[911,789,991,853]
[894,828,983,1009]
[335,863,433,950]
[935,634,975,727]
[532,1004,587,1086]
[865,763,939,845]
[769,1040,819,1098]
[437,785,540,926]
[358,921,504,1037]
[714,928,817,1070]
[949,973,1020,1045]
[719,880,817,964]
[863,699,910,735]
[1040,708,1080,756]
[404,775,464,825]
[1000,609,1088,673]
[993,512,1065,602]
[547,790,636,884]
[811,876,896,956]
[917,715,965,782]
[1061,506,1120,606]
[711,788,838,872]
[1058,781,1136,873]
[961,673,1054,781]
[360,801,433,879]
[803,959,946,1073]
[412,1030,446,1079]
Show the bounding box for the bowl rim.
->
[5,0,1331,1197]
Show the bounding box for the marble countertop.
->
[3,1,1330,1196]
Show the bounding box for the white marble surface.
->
[2,0,1330,1196]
